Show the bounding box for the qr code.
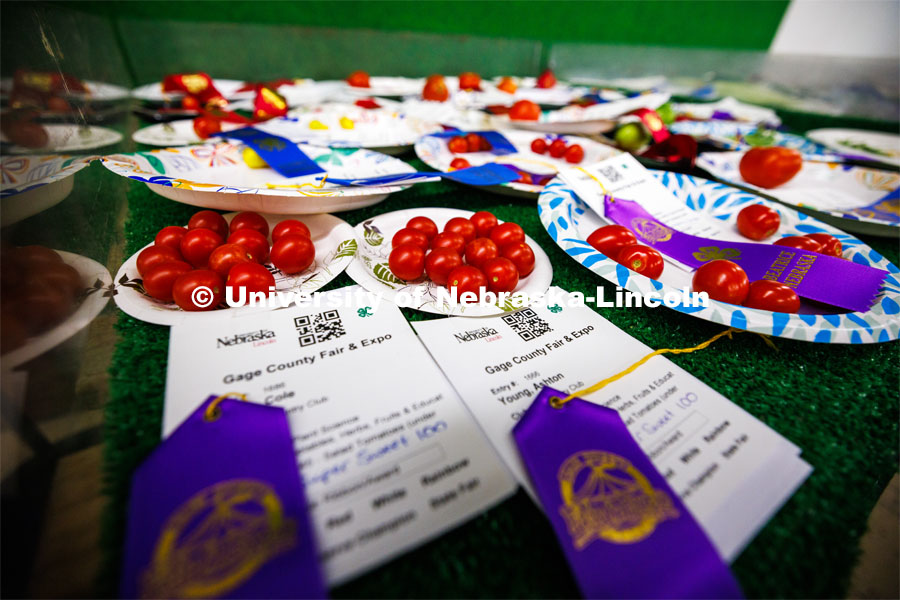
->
[501,308,553,342]
[598,165,623,183]
[294,310,346,347]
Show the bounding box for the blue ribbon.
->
[215,127,325,178]
[323,163,521,187]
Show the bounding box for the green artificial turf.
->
[101,154,899,599]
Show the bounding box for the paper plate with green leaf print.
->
[101,142,416,214]
[346,207,553,317]
[112,212,356,326]
[538,171,900,344]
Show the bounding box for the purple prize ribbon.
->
[514,387,743,599]
[604,196,887,313]
[216,127,326,178]
[843,186,900,223]
[428,130,518,155]
[121,396,326,599]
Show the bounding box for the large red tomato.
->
[692,260,750,305]
[346,70,370,88]
[742,280,800,313]
[739,147,803,189]
[270,234,316,274]
[192,117,222,140]
[172,270,224,311]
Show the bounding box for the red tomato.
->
[172,270,224,311]
[180,228,224,268]
[229,211,270,237]
[458,72,481,91]
[742,280,801,313]
[509,100,540,121]
[470,211,498,238]
[270,234,316,274]
[466,133,484,152]
[482,257,519,293]
[431,232,467,255]
[804,233,842,257]
[137,245,184,277]
[692,260,750,305]
[406,216,439,241]
[448,136,469,153]
[773,236,823,253]
[479,137,492,151]
[489,222,526,249]
[423,75,449,102]
[497,76,517,94]
[192,116,221,140]
[227,263,275,302]
[501,242,536,277]
[531,138,548,154]
[425,248,463,286]
[388,244,426,281]
[272,219,311,242]
[154,226,187,251]
[188,210,229,239]
[208,243,253,279]
[616,245,664,279]
[444,217,477,244]
[536,69,557,89]
[143,261,192,302]
[446,265,488,301]
[586,225,638,258]
[227,229,270,263]
[564,144,585,164]
[12,281,73,334]
[465,238,499,269]
[449,157,471,170]
[181,96,200,111]
[739,147,803,189]
[392,227,430,250]
[346,70,370,88]
[516,171,533,185]
[549,138,568,158]
[36,262,83,300]
[736,204,781,240]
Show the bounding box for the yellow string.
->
[204,393,248,421]
[265,175,329,190]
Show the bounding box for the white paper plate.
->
[539,172,900,344]
[2,251,112,369]
[671,97,781,127]
[342,76,425,97]
[132,119,247,147]
[1,154,94,226]
[1,124,122,154]
[101,142,416,214]
[346,207,553,317]
[131,78,254,103]
[415,130,620,198]
[670,121,838,160]
[384,97,493,131]
[0,78,130,102]
[806,128,900,167]
[112,212,356,326]
[486,76,594,106]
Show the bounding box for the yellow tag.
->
[339,117,355,130]
[309,120,329,130]
[242,147,269,169]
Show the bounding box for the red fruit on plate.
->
[536,69,557,89]
[466,133,484,153]
[586,225,638,258]
[388,243,426,281]
[497,76,517,94]
[208,243,254,279]
[227,229,270,263]
[509,100,540,121]
[444,217,477,244]
[346,70,370,88]
[431,232,467,255]
[392,227,430,250]
[549,138,567,158]
[736,204,781,240]
[469,211,498,238]
[482,257,519,293]
[501,242,536,277]
[465,238,500,270]
[564,144,585,164]
[742,280,801,313]
[446,265,488,301]
[227,262,275,302]
[270,234,316,274]
[458,72,481,91]
[804,233,842,257]
[739,147,803,189]
[407,216,439,242]
[692,260,750,305]
[423,75,449,102]
[616,245,664,279]
[448,136,469,153]
[531,138,548,154]
[449,157,471,170]
[773,236,823,253]
[137,245,184,278]
[143,261,193,302]
[188,210,229,239]
[179,228,224,268]
[229,211,270,237]
[489,222,526,249]
[172,270,224,311]
[272,219,311,242]
[154,226,188,252]
[425,248,463,286]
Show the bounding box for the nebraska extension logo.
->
[216,329,277,349]
[454,327,501,344]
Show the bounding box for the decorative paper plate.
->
[131,78,254,103]
[487,77,595,106]
[670,121,838,160]
[132,119,246,147]
[346,207,553,317]
[0,79,130,102]
[386,98,493,131]
[112,212,356,326]
[342,76,424,98]
[3,251,112,369]
[415,130,620,198]
[1,124,122,154]
[806,128,900,167]
[1,154,94,226]
[699,151,899,234]
[101,142,417,214]
[671,97,781,126]
[538,171,900,343]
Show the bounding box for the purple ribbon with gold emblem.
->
[514,387,742,599]
[604,196,887,312]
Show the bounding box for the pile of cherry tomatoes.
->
[447,133,493,154]
[388,212,537,300]
[135,210,316,311]
[530,137,584,163]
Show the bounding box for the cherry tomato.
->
[143,260,192,302]
[13,280,73,334]
[531,138,548,154]
[482,257,519,293]
[431,232,467,255]
[479,136,492,151]
[406,216,439,242]
[425,248,463,285]
[188,210,229,239]
[172,270,224,311]
[692,260,750,305]
[489,222,526,250]
[449,157,471,170]
[501,242,536,277]
[137,245,184,277]
[509,100,540,121]
[586,225,638,258]
[36,262,83,300]
[227,263,275,302]
[736,204,781,240]
[742,280,800,313]
[739,147,803,189]
[448,136,469,153]
[192,116,222,140]
[446,265,488,301]
[549,138,568,158]
[392,227,430,250]
[155,226,188,251]
[536,69,557,89]
[804,233,842,257]
[463,133,482,153]
[272,219,311,242]
[564,144,585,164]
[458,72,481,91]
[208,243,253,279]
[444,217,477,244]
[227,229,270,263]
[516,171,533,185]
[465,238,500,269]
[180,228,224,268]
[470,211,498,238]
[497,76,517,94]
[11,245,62,267]
[181,96,200,110]
[774,236,823,253]
[271,234,316,274]
[229,211,269,237]
[423,75,449,102]
[346,70,370,88]
[388,244,426,281]
[616,245,664,279]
